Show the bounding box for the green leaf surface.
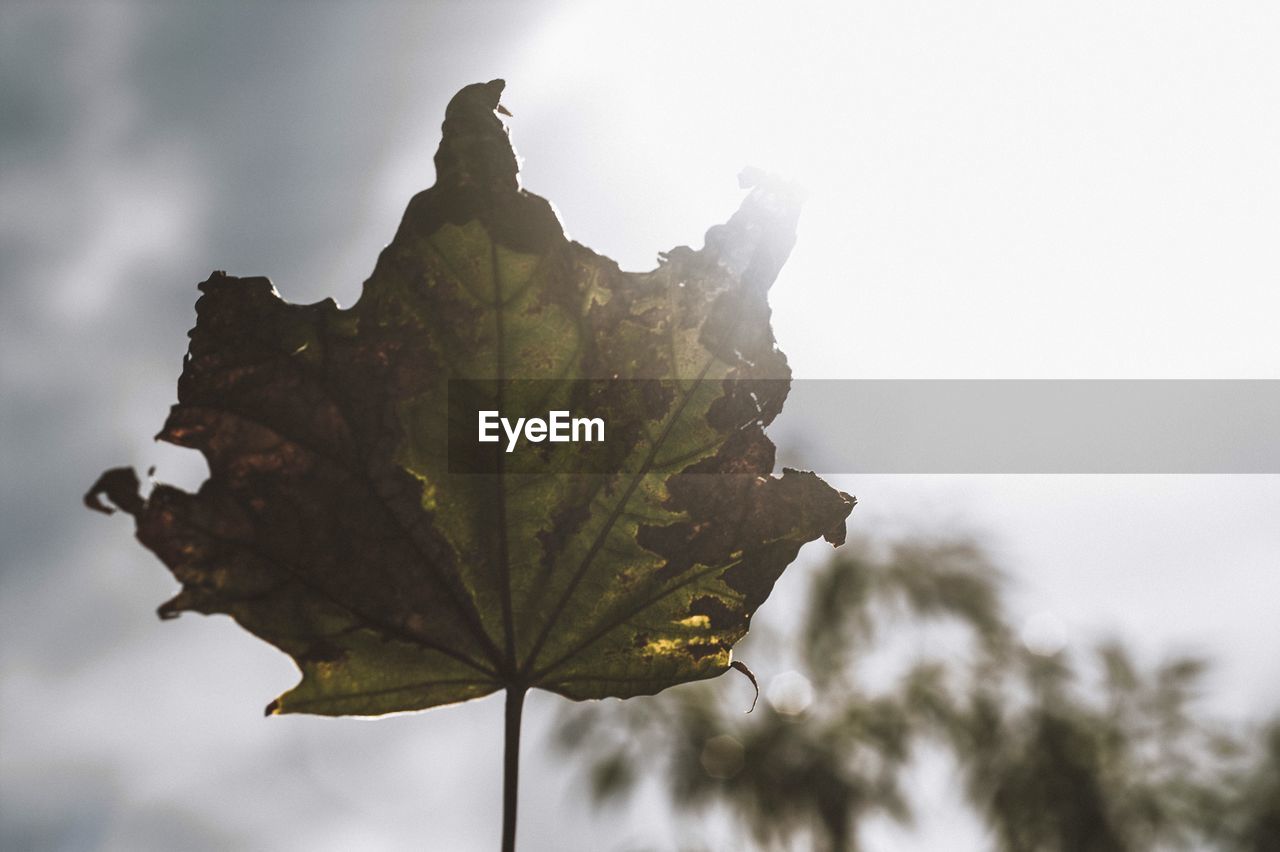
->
[86,80,855,717]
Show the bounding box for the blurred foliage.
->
[556,538,1279,851]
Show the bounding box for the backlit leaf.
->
[86,80,854,717]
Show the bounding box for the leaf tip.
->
[823,492,857,546]
[729,660,759,714]
[84,466,144,516]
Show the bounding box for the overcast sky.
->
[2,2,1278,850]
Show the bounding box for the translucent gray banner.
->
[772,380,1280,473]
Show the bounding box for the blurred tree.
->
[1212,719,1280,851]
[556,538,1277,852]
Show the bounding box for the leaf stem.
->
[501,686,526,852]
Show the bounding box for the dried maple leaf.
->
[86,79,854,719]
